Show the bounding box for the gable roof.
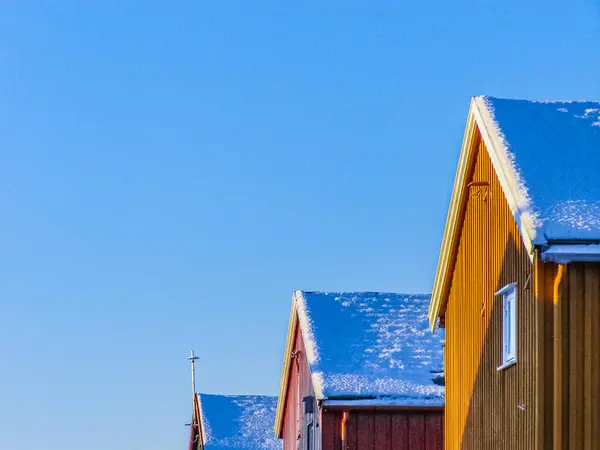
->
[429,96,600,329]
[275,291,445,436]
[198,393,281,450]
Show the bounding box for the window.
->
[497,283,517,370]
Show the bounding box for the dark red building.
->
[274,291,445,450]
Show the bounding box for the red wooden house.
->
[274,291,445,450]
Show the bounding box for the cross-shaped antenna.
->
[188,350,199,397]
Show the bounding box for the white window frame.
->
[496,283,517,371]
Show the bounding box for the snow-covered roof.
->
[296,291,444,407]
[479,96,600,245]
[198,394,281,450]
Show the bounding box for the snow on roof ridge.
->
[199,393,277,399]
[476,96,541,236]
[299,290,431,296]
[295,290,320,366]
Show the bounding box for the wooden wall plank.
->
[346,412,358,450]
[569,266,585,449]
[543,263,556,450]
[425,412,444,450]
[332,412,342,450]
[553,265,569,450]
[408,414,425,449]
[584,264,600,450]
[320,411,335,450]
[357,413,373,450]
[391,414,409,450]
[374,414,390,450]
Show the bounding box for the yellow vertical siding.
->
[441,127,600,450]
[583,265,600,450]
[548,263,600,449]
[443,131,536,449]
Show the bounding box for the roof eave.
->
[541,244,600,264]
[428,99,479,330]
[274,291,301,438]
[196,394,205,448]
[321,403,444,412]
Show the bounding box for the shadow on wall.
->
[459,235,536,449]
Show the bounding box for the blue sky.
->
[0,1,598,449]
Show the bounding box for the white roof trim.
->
[196,394,206,446]
[273,293,299,437]
[541,244,600,264]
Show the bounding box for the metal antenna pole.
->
[188,350,199,396]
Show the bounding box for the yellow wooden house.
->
[428,96,600,449]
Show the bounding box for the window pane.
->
[509,290,516,358]
[507,297,511,354]
[501,285,517,364]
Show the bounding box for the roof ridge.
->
[475,94,600,104]
[198,392,278,398]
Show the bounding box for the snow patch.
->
[311,372,325,399]
[296,291,319,365]
[546,200,600,232]
[532,99,574,104]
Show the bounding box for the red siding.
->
[321,412,336,450]
[282,321,314,450]
[321,410,444,450]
